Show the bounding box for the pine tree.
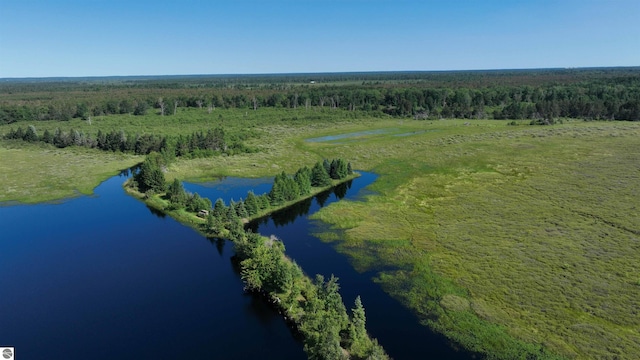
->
[348,296,372,358]
[42,129,53,144]
[212,198,226,218]
[235,200,249,218]
[167,178,186,207]
[226,204,239,224]
[295,166,312,195]
[329,159,349,180]
[206,213,223,234]
[311,161,332,187]
[282,175,300,201]
[323,159,331,173]
[259,194,271,210]
[245,191,259,216]
[135,156,166,193]
[269,173,286,205]
[302,274,349,360]
[23,125,39,142]
[337,159,348,179]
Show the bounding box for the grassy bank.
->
[0,140,141,203]
[309,120,640,359]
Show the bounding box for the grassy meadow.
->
[0,141,140,203]
[0,108,374,202]
[2,107,639,359]
[308,119,640,359]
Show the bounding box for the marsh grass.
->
[310,120,640,359]
[0,141,141,203]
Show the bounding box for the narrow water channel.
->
[0,171,474,359]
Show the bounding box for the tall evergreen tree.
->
[269,173,286,205]
[235,200,249,218]
[259,194,271,210]
[348,296,372,358]
[166,178,186,207]
[323,159,331,174]
[135,156,166,193]
[311,161,332,187]
[295,166,312,195]
[329,159,349,180]
[212,198,227,218]
[245,191,259,216]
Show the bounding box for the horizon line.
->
[2,66,639,81]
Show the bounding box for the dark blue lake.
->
[0,171,473,359]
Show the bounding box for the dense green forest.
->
[1,68,639,123]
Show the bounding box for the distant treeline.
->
[3,124,252,157]
[1,68,638,123]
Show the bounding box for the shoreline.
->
[123,172,361,238]
[123,170,390,359]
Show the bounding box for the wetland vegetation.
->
[1,69,639,359]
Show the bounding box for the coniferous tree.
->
[323,159,331,174]
[245,191,259,216]
[269,173,286,205]
[226,203,239,224]
[206,212,223,234]
[281,174,300,201]
[135,155,166,193]
[336,159,348,179]
[259,194,271,210]
[212,198,227,218]
[42,129,53,144]
[329,159,349,180]
[302,274,348,360]
[311,161,332,187]
[295,166,312,195]
[166,178,186,207]
[235,200,249,219]
[348,296,372,358]
[23,125,38,142]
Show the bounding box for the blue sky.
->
[0,0,638,77]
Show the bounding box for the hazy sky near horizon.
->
[0,0,638,77]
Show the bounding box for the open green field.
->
[2,108,639,358]
[308,120,640,359]
[0,141,140,203]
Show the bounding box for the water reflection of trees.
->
[247,180,354,231]
[119,164,142,178]
[206,237,226,256]
[145,205,166,218]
